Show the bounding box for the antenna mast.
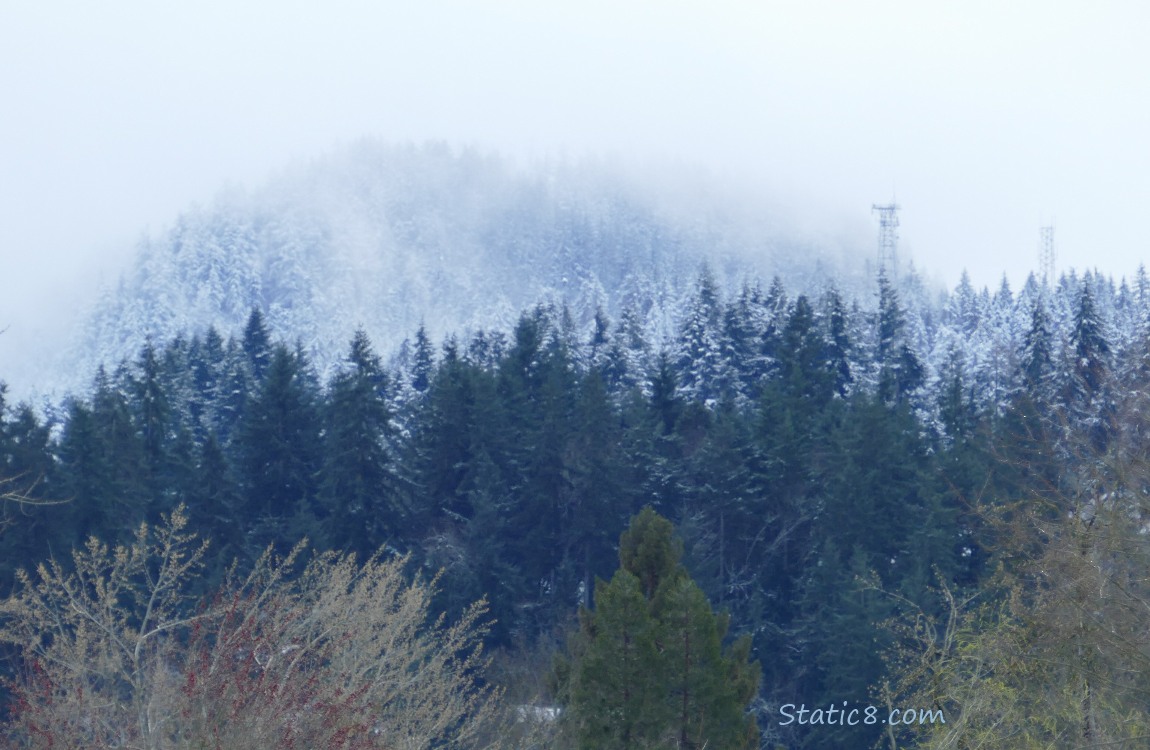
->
[872,203,900,278]
[1038,225,1055,288]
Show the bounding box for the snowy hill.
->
[64,142,863,390]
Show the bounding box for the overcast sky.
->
[2,1,1149,376]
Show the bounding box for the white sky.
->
[2,0,1149,377]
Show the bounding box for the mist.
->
[2,1,1149,397]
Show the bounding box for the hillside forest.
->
[3,264,1150,748]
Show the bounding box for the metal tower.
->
[1039,225,1055,287]
[872,203,900,277]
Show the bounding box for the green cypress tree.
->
[659,576,760,750]
[619,506,686,599]
[572,568,668,749]
[561,507,760,750]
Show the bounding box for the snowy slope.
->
[65,142,861,390]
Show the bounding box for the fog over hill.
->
[36,142,872,398]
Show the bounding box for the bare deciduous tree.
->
[0,506,509,749]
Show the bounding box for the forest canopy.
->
[2,265,1149,748]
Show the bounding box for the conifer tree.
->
[1059,280,1114,453]
[821,287,853,398]
[677,267,728,402]
[212,339,253,447]
[241,307,272,382]
[648,351,682,437]
[758,276,789,377]
[0,392,58,585]
[569,568,666,749]
[937,345,976,443]
[777,295,833,407]
[319,329,401,556]
[604,304,651,393]
[0,390,54,513]
[947,270,980,334]
[564,372,628,608]
[792,391,954,746]
[1019,295,1055,400]
[587,306,612,373]
[406,337,482,530]
[875,273,924,405]
[57,368,149,543]
[186,432,244,575]
[237,343,321,547]
[560,507,760,750]
[130,341,173,512]
[185,326,227,442]
[409,323,436,395]
[720,284,761,401]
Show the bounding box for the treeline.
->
[0,266,1141,747]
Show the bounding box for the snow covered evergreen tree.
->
[676,266,729,403]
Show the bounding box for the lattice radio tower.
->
[1038,225,1055,288]
[872,203,900,277]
